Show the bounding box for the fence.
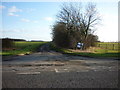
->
[97,43,120,51]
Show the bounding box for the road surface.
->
[2,44,119,88]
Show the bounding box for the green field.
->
[1,41,47,56]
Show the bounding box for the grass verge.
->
[49,42,119,58]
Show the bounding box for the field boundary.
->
[97,42,120,51]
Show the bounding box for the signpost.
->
[77,42,84,50]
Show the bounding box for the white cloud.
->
[44,17,53,21]
[0,5,6,9]
[8,6,22,16]
[21,18,39,23]
[8,6,22,13]
[8,12,19,17]
[21,18,30,22]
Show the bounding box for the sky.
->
[0,1,118,42]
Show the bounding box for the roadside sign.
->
[77,42,83,49]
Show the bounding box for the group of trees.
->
[52,3,100,49]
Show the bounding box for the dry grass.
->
[69,47,101,53]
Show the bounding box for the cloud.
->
[21,18,39,23]
[8,12,19,16]
[8,6,22,13]
[2,28,22,33]
[21,18,30,22]
[8,6,22,16]
[44,17,53,21]
[0,5,6,10]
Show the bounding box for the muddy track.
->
[37,43,50,52]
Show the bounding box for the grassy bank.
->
[1,41,48,56]
[50,42,119,58]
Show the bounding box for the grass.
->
[1,41,48,56]
[97,42,120,50]
[2,41,120,58]
[94,48,119,53]
[69,52,119,58]
[49,42,120,58]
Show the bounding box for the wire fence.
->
[97,43,120,51]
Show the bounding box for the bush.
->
[52,23,70,48]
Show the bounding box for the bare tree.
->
[52,2,100,49]
[81,3,100,38]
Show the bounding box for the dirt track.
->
[2,44,119,88]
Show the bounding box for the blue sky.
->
[0,1,118,42]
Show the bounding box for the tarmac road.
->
[3,71,118,88]
[2,44,119,88]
